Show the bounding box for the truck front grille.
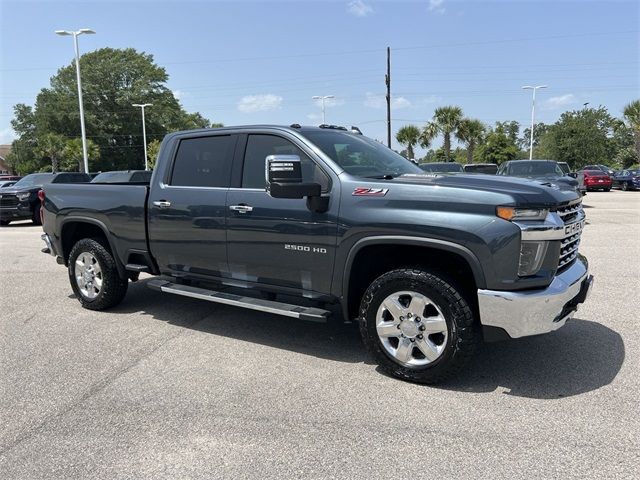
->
[556,200,583,270]
[0,194,18,208]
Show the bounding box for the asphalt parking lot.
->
[1,190,638,479]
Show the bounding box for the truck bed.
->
[42,183,150,266]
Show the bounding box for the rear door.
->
[148,133,237,279]
[225,133,339,295]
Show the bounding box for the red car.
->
[581,169,612,191]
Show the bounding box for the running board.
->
[147,279,330,323]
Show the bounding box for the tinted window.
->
[171,135,234,187]
[130,171,152,183]
[52,173,90,183]
[509,162,562,176]
[91,171,132,183]
[242,134,329,190]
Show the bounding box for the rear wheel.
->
[68,238,128,310]
[358,268,479,384]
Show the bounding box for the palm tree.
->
[62,138,100,172]
[623,99,640,160]
[395,125,421,159]
[424,106,464,161]
[35,133,66,173]
[456,118,486,164]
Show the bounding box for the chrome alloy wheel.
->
[74,252,103,299]
[376,291,448,366]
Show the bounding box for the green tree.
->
[395,125,421,159]
[623,99,640,160]
[62,138,100,172]
[456,118,486,164]
[424,106,464,161]
[35,133,66,172]
[475,124,519,165]
[537,106,620,170]
[10,48,209,173]
[146,139,162,169]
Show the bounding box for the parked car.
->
[463,163,498,174]
[497,159,582,193]
[0,180,18,188]
[579,168,612,191]
[612,169,640,191]
[419,162,464,173]
[583,164,616,176]
[40,125,593,384]
[91,170,152,184]
[0,172,90,226]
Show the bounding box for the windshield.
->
[301,130,423,178]
[510,162,563,177]
[421,163,463,173]
[11,173,53,188]
[558,163,570,174]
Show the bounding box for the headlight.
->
[518,241,548,276]
[17,192,30,201]
[496,206,548,221]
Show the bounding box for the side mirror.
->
[568,172,577,178]
[265,155,321,199]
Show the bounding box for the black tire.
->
[32,203,42,225]
[0,219,10,226]
[68,238,128,310]
[358,268,479,384]
[604,188,611,192]
[622,182,628,191]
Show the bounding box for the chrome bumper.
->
[477,256,593,338]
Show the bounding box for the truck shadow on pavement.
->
[114,281,624,400]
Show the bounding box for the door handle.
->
[153,200,171,208]
[229,204,254,213]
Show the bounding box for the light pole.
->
[55,28,95,174]
[522,85,547,160]
[132,103,153,170]
[312,95,335,124]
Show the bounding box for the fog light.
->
[518,241,548,276]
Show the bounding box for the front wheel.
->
[68,238,128,310]
[358,268,479,384]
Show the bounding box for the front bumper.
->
[477,255,593,338]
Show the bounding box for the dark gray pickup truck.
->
[40,125,593,383]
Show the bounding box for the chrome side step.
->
[147,279,330,323]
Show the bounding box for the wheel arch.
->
[342,236,486,321]
[60,217,126,278]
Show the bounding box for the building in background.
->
[0,145,13,174]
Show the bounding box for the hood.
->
[390,173,580,207]
[0,185,41,195]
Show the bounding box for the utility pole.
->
[385,47,391,148]
[522,85,547,160]
[132,104,152,170]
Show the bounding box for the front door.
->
[148,133,237,278]
[226,133,339,295]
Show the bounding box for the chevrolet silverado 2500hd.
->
[40,125,594,383]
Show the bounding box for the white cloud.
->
[347,0,373,17]
[0,127,16,145]
[544,94,576,110]
[428,0,445,14]
[172,89,184,100]
[364,93,412,110]
[237,94,283,113]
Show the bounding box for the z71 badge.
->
[352,187,389,196]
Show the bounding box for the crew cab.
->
[40,125,594,383]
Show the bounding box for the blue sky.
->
[1,0,638,155]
